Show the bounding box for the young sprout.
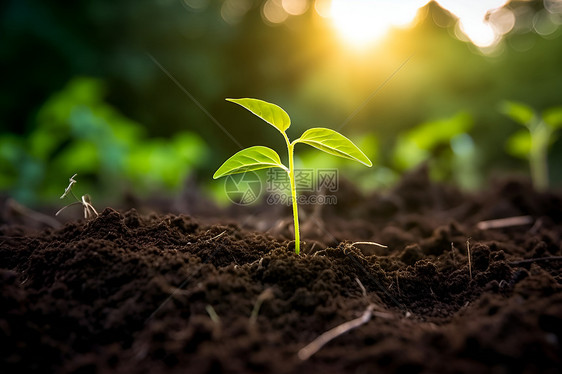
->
[56,174,99,219]
[214,98,372,254]
[500,101,562,191]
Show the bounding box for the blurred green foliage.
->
[501,100,562,190]
[0,78,207,205]
[392,112,480,189]
[2,0,562,205]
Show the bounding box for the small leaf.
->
[213,146,287,179]
[226,98,290,134]
[500,101,535,127]
[406,112,473,150]
[295,128,372,167]
[543,107,562,129]
[505,130,531,159]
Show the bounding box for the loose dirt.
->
[1,168,561,373]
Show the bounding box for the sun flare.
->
[326,0,514,49]
[328,0,430,48]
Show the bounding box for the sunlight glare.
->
[329,0,430,47]
[326,0,515,49]
[435,0,510,47]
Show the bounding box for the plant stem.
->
[285,134,300,254]
[530,125,550,191]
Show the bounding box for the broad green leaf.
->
[543,107,562,129]
[500,101,535,127]
[226,98,290,133]
[392,136,429,170]
[294,128,372,167]
[405,112,473,150]
[213,146,287,179]
[505,129,531,159]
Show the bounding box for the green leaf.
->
[505,130,531,159]
[226,98,291,134]
[543,107,562,129]
[294,128,372,167]
[500,101,535,127]
[406,112,473,150]
[392,136,429,170]
[213,146,287,179]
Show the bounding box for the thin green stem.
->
[284,133,300,254]
[530,125,550,191]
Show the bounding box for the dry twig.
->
[298,304,375,361]
[467,239,472,281]
[298,277,395,361]
[476,215,533,230]
[249,288,274,326]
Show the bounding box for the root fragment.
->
[249,288,274,326]
[467,239,472,281]
[205,305,221,325]
[298,278,395,361]
[476,215,533,230]
[298,304,375,361]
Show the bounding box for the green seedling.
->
[56,174,99,219]
[500,101,562,191]
[213,98,372,254]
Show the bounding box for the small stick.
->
[298,304,374,361]
[351,241,388,248]
[205,230,226,242]
[205,305,221,325]
[355,277,395,319]
[81,195,99,219]
[451,242,457,265]
[205,304,222,338]
[466,239,472,281]
[310,242,317,253]
[355,277,367,298]
[298,278,396,361]
[344,250,406,312]
[476,215,533,230]
[249,288,274,325]
[56,174,98,219]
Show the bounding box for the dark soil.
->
[1,168,562,373]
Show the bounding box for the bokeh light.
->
[262,0,289,24]
[320,0,531,49]
[328,0,430,47]
[282,0,309,16]
[436,0,510,47]
[221,0,253,25]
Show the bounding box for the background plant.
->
[213,98,372,254]
[2,1,562,204]
[392,111,480,189]
[0,78,209,205]
[501,101,562,191]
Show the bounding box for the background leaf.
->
[543,107,562,129]
[213,146,287,179]
[227,98,291,134]
[295,128,372,167]
[500,101,536,127]
[506,129,532,159]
